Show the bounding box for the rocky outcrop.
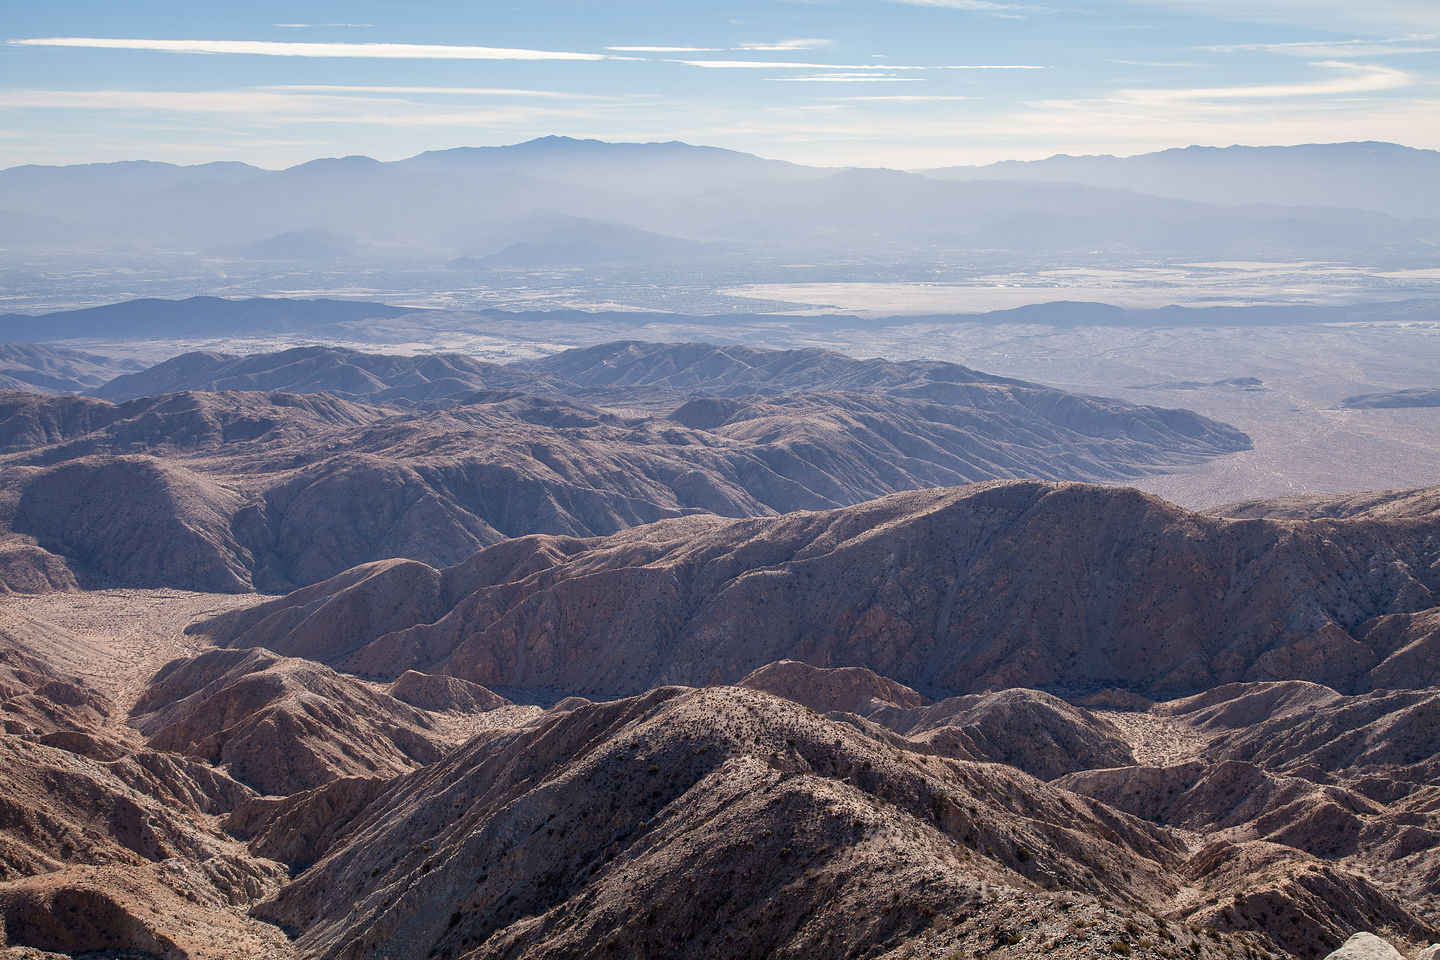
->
[1323,932,1405,959]
[1180,842,1431,958]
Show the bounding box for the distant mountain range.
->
[2,137,1435,265]
[0,297,422,343]
[2,296,1436,359]
[927,141,1440,220]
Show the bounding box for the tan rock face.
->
[0,866,292,960]
[198,480,1440,701]
[1322,931,1405,960]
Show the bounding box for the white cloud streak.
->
[822,95,978,100]
[8,37,609,61]
[1106,59,1207,67]
[1203,36,1440,58]
[606,45,719,52]
[267,84,626,100]
[771,74,923,82]
[1108,0,1440,32]
[736,39,832,51]
[675,59,1042,70]
[1114,61,1413,102]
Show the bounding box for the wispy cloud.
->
[1108,0,1440,33]
[736,39,832,51]
[1114,60,1412,102]
[772,74,923,82]
[268,84,627,100]
[8,37,609,61]
[822,94,978,100]
[1203,36,1440,58]
[674,59,918,70]
[674,59,1041,70]
[1106,59,1207,67]
[606,45,719,52]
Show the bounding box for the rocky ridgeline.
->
[0,341,1249,594]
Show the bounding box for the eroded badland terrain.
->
[0,324,1438,960]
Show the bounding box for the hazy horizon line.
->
[3,133,1433,174]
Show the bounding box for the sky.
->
[2,0,1438,169]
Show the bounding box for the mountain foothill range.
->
[1,140,1440,960]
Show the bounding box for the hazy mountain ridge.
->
[3,137,1434,264]
[926,142,1440,220]
[0,297,423,343]
[1341,388,1440,410]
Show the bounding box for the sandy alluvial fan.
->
[2,341,1440,960]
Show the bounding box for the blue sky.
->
[2,0,1437,168]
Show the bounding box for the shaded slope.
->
[10,456,254,592]
[195,480,1440,699]
[1342,388,1440,410]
